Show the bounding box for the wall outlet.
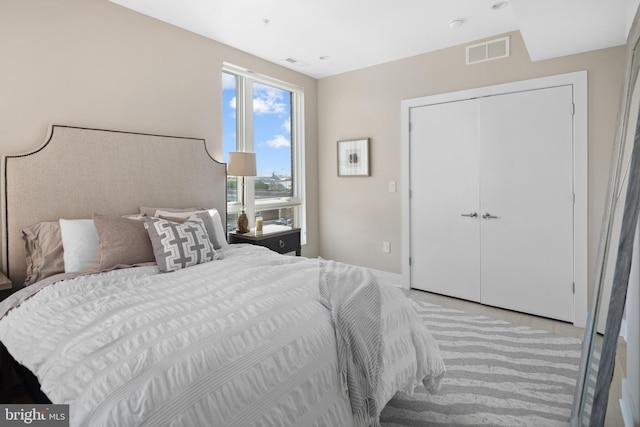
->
[388,181,397,193]
[383,241,391,253]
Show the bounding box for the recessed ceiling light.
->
[262,18,270,26]
[491,1,508,10]
[448,19,465,29]
[319,56,330,61]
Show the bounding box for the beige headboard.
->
[1,125,227,287]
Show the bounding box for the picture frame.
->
[337,138,370,176]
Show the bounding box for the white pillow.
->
[154,208,228,249]
[208,209,229,249]
[59,219,99,273]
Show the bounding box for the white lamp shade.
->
[227,152,257,177]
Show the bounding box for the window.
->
[222,64,306,242]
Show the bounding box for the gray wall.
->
[0,0,320,258]
[317,30,626,293]
[0,1,628,295]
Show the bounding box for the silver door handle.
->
[482,213,498,219]
[461,212,478,218]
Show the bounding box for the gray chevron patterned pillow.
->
[145,216,218,272]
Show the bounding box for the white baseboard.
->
[620,379,640,427]
[370,269,409,289]
[620,319,628,341]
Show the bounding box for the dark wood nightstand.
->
[0,273,17,304]
[0,272,15,403]
[0,272,11,292]
[228,226,301,256]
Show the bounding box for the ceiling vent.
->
[284,57,308,67]
[466,36,510,65]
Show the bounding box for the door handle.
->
[482,212,498,219]
[461,212,478,218]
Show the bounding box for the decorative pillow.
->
[123,213,147,220]
[91,214,155,271]
[207,209,228,249]
[59,219,99,273]
[153,208,228,250]
[139,207,200,217]
[22,221,65,286]
[145,216,218,273]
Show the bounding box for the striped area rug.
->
[380,300,582,427]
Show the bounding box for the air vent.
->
[466,36,510,65]
[284,57,308,67]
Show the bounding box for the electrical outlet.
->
[383,241,391,253]
[388,181,397,193]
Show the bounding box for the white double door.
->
[410,85,575,322]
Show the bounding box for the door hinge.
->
[572,282,575,294]
[409,257,412,266]
[409,122,412,132]
[573,192,576,205]
[572,103,575,116]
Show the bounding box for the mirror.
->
[571,9,640,426]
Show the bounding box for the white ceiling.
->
[110,0,631,79]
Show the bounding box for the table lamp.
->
[227,152,256,233]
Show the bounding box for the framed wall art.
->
[337,138,370,176]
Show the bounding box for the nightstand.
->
[0,273,14,403]
[0,272,18,304]
[0,272,11,291]
[229,226,301,256]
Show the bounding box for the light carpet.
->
[379,300,582,427]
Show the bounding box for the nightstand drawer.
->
[259,231,300,254]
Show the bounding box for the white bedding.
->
[0,245,444,427]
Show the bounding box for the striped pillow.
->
[145,216,218,273]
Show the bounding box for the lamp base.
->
[237,211,249,234]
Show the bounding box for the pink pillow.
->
[92,214,155,271]
[21,221,65,286]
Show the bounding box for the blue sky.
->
[222,73,292,178]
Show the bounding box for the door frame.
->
[400,71,588,327]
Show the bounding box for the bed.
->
[0,125,445,426]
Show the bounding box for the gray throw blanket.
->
[317,258,383,427]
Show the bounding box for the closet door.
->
[410,99,481,301]
[479,86,574,321]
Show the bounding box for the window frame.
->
[222,63,306,243]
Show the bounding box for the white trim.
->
[573,71,589,328]
[223,62,304,93]
[293,91,307,245]
[243,81,255,222]
[400,71,588,327]
[620,379,640,427]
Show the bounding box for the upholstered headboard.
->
[1,125,227,287]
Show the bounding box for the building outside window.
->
[222,64,306,242]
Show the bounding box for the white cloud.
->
[282,117,291,132]
[253,83,287,115]
[266,135,290,148]
[229,96,236,110]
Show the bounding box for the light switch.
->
[388,181,397,193]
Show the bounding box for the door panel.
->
[410,100,481,301]
[479,86,574,321]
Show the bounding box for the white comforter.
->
[0,245,444,427]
